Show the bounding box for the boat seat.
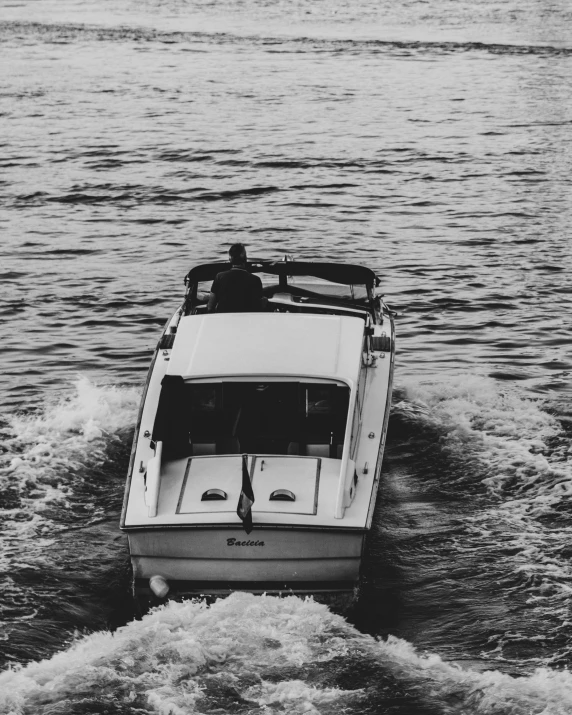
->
[192,443,216,456]
[307,444,329,457]
[216,437,241,455]
[287,442,342,459]
[191,438,241,456]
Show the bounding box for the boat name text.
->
[227,538,265,547]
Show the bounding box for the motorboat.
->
[120,259,395,603]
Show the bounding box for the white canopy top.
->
[167,313,364,385]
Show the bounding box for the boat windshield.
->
[153,379,350,460]
[196,274,368,303]
[285,277,368,301]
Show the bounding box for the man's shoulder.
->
[221,268,261,281]
[214,268,262,287]
[247,271,262,284]
[213,269,233,284]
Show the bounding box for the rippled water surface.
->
[1,0,572,712]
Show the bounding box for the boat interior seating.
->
[191,437,241,456]
[154,379,350,461]
[287,441,343,459]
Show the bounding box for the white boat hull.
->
[129,527,365,594]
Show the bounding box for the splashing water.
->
[400,376,565,499]
[0,376,139,549]
[0,377,140,649]
[393,376,572,664]
[2,593,572,715]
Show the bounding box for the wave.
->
[2,20,571,57]
[13,183,357,207]
[397,375,568,509]
[0,377,139,570]
[2,593,572,714]
[392,376,572,663]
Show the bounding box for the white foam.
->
[398,375,572,650]
[249,679,343,713]
[400,375,571,509]
[376,634,572,715]
[0,594,350,714]
[0,377,139,569]
[2,594,572,715]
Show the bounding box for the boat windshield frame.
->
[184,260,379,313]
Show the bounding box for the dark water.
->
[1,1,572,712]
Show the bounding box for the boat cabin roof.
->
[168,313,365,386]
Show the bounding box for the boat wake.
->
[2,20,572,58]
[0,376,139,553]
[388,376,572,665]
[1,374,571,706]
[0,377,139,661]
[2,592,572,715]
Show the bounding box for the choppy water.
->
[1,0,572,712]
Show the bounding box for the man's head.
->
[229,243,247,267]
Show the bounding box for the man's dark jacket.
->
[211,268,263,312]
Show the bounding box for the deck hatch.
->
[177,456,246,514]
[176,455,320,516]
[252,455,320,515]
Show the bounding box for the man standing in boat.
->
[207,243,265,313]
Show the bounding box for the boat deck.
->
[124,452,381,530]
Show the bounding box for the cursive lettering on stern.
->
[227,537,265,547]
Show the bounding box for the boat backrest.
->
[306,444,330,458]
[192,443,216,456]
[216,437,241,455]
[287,441,342,459]
[191,438,241,456]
